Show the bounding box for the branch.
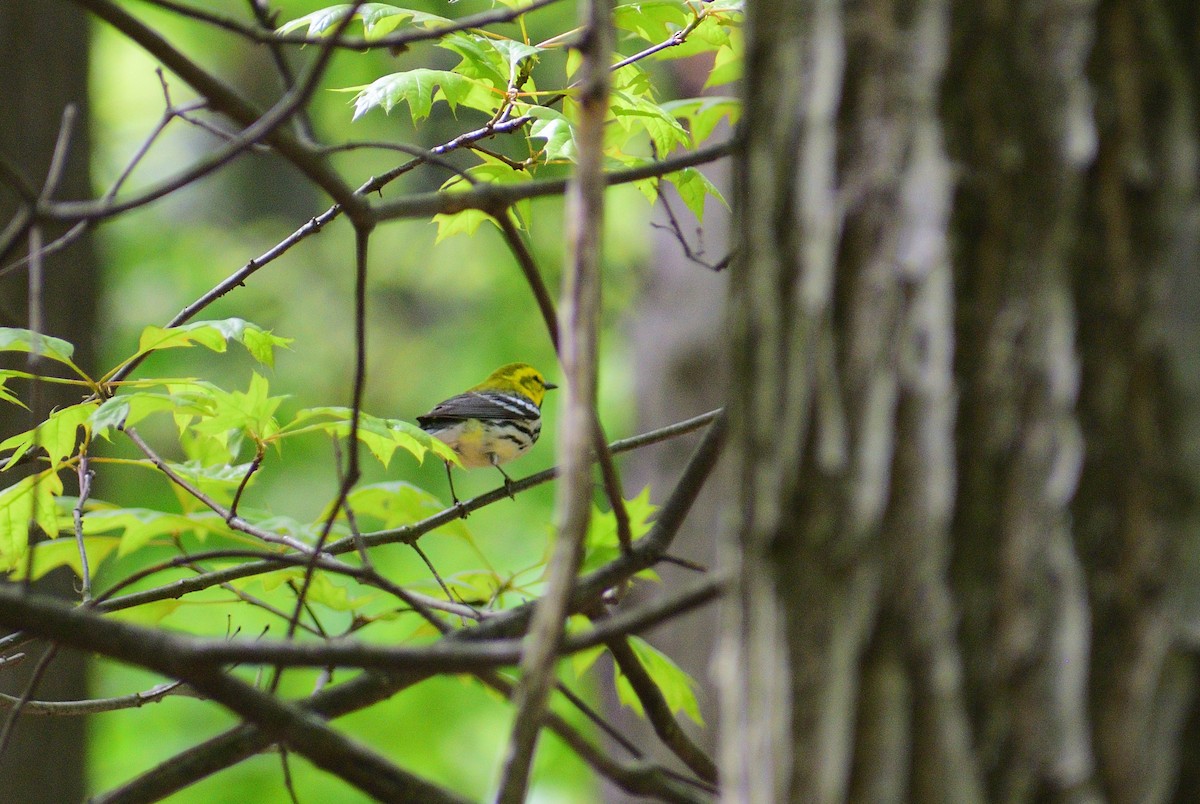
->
[374,139,735,222]
[67,0,366,223]
[0,682,185,716]
[95,410,721,614]
[495,3,612,793]
[605,636,719,783]
[136,0,563,50]
[0,574,723,673]
[71,416,727,800]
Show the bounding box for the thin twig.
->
[73,455,95,601]
[496,0,613,797]
[122,426,315,554]
[135,0,563,49]
[604,635,718,782]
[91,411,722,615]
[228,443,264,518]
[0,681,184,716]
[651,181,730,271]
[0,645,58,759]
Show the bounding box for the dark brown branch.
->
[375,139,735,222]
[136,0,563,50]
[0,574,723,673]
[72,415,727,801]
[605,636,719,783]
[67,0,366,223]
[498,0,612,785]
[95,410,721,615]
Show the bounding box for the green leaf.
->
[276,4,451,38]
[613,1,691,43]
[440,34,542,87]
[615,635,704,725]
[661,96,740,146]
[580,488,659,576]
[77,507,238,556]
[0,376,24,409]
[359,4,453,38]
[431,158,534,241]
[432,209,496,243]
[610,88,691,156]
[704,35,742,88]
[108,599,184,625]
[90,383,218,440]
[344,481,470,539]
[339,70,495,123]
[526,107,577,162]
[567,615,604,676]
[189,372,285,444]
[0,402,97,470]
[0,470,63,571]
[131,319,291,366]
[13,534,120,582]
[281,407,459,467]
[663,167,727,222]
[276,4,356,36]
[0,328,85,377]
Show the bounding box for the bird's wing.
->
[417,391,539,425]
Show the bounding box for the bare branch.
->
[135,0,564,50]
[497,0,613,788]
[375,138,735,222]
[0,681,184,716]
[68,0,366,222]
[605,635,719,783]
[95,410,722,614]
[72,416,726,799]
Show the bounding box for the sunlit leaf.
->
[1,402,96,470]
[108,599,184,625]
[704,34,743,88]
[580,487,658,575]
[615,635,705,725]
[661,96,740,146]
[13,534,120,582]
[433,208,496,242]
[610,88,691,156]
[344,481,470,539]
[78,507,238,556]
[526,107,577,162]
[188,372,285,444]
[663,167,728,222]
[339,70,496,123]
[360,5,453,37]
[613,1,691,43]
[0,376,28,409]
[92,384,217,440]
[282,407,459,467]
[132,319,291,366]
[0,470,63,571]
[0,327,85,377]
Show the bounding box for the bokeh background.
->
[0,0,729,800]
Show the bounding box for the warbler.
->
[417,362,556,507]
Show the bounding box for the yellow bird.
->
[417,363,556,506]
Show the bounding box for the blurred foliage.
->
[0,0,740,799]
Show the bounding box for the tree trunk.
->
[0,3,96,801]
[720,0,1200,802]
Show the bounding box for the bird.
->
[417,362,556,509]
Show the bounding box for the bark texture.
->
[0,2,95,801]
[721,1,1200,802]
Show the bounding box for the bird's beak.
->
[544,381,559,390]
